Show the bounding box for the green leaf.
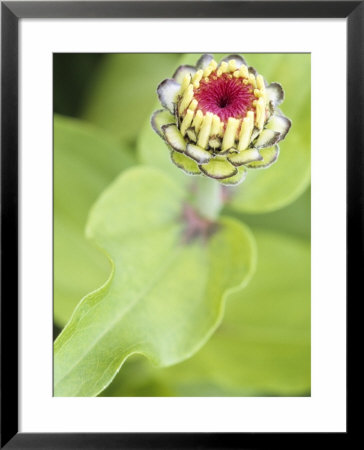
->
[172,231,310,395]
[54,114,134,326]
[138,53,310,213]
[104,229,310,396]
[83,54,180,142]
[99,354,176,397]
[229,186,311,241]
[54,167,256,396]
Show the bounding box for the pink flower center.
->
[194,73,255,123]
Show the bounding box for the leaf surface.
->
[170,231,311,395]
[83,54,180,142]
[54,115,134,326]
[54,167,256,396]
[227,186,311,240]
[103,229,311,396]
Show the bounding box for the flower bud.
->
[152,54,291,185]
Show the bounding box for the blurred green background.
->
[54,53,310,396]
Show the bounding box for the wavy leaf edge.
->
[54,166,258,396]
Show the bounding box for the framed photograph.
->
[1,1,356,447]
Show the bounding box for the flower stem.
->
[193,176,223,221]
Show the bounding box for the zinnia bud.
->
[152,54,291,185]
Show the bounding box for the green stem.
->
[193,176,223,221]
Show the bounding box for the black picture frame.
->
[1,1,357,448]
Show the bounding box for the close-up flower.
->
[53,52,310,399]
[152,54,291,185]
